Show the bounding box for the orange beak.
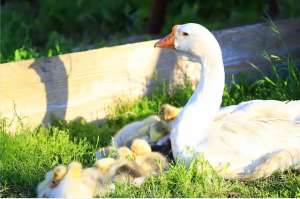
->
[154,25,176,49]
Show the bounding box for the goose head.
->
[155,23,221,60]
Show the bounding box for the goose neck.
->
[171,49,225,157]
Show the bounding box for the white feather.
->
[168,23,300,180]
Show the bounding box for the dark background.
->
[1,0,299,63]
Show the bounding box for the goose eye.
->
[182,32,189,36]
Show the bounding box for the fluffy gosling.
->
[37,161,115,198]
[159,103,182,121]
[131,139,169,177]
[36,165,67,197]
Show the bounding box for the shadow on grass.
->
[50,81,194,147]
[50,55,300,148]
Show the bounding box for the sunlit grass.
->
[1,55,300,197]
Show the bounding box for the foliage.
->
[1,0,300,63]
[222,55,300,106]
[0,127,96,197]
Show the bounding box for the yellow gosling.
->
[95,158,116,173]
[117,146,134,160]
[52,165,67,186]
[131,138,169,177]
[130,139,152,156]
[159,104,182,121]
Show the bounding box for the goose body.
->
[155,23,300,180]
[197,99,300,179]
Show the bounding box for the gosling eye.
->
[182,32,189,36]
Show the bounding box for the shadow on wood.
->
[29,57,68,125]
[0,18,299,131]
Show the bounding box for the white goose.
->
[155,23,300,180]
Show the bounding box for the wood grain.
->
[0,19,299,130]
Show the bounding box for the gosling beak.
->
[154,25,176,48]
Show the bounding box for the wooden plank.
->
[0,19,299,130]
[217,19,300,81]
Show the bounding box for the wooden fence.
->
[0,19,299,130]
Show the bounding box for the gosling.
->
[131,139,169,177]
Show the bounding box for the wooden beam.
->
[0,19,299,130]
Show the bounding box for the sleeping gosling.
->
[113,115,170,147]
[44,161,94,198]
[46,161,115,198]
[94,156,144,188]
[131,139,169,177]
[107,159,144,185]
[36,165,67,197]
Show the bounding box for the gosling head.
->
[117,146,134,160]
[159,104,181,121]
[131,139,152,156]
[95,158,116,173]
[50,165,67,187]
[66,161,82,177]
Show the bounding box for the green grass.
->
[1,2,299,196]
[1,55,300,197]
[1,0,300,63]
[0,127,97,197]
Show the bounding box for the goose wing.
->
[213,100,300,154]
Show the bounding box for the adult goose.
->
[154,23,300,180]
